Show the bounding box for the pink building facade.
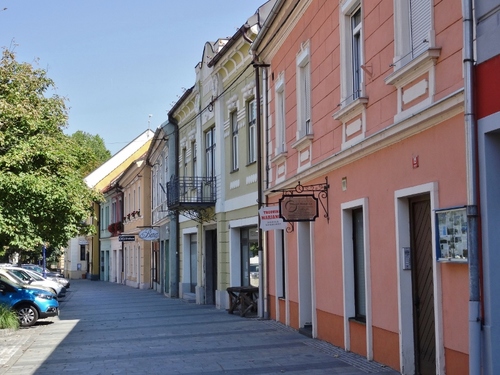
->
[252,1,469,373]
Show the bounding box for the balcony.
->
[166,176,217,211]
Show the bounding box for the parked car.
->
[0,276,59,327]
[0,271,57,297]
[21,264,70,288]
[0,267,64,297]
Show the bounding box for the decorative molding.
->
[246,173,257,185]
[230,179,240,190]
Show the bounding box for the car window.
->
[10,269,31,281]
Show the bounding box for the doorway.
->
[189,234,197,293]
[409,195,436,375]
[298,221,313,337]
[205,229,217,305]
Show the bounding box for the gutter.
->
[462,0,481,373]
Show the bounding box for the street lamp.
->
[42,244,47,277]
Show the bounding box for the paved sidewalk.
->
[1,280,400,374]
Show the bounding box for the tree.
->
[70,131,111,176]
[0,49,103,257]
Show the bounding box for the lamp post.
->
[42,244,47,277]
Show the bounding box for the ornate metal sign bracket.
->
[272,177,330,223]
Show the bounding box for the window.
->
[133,189,136,212]
[352,208,366,321]
[296,44,311,138]
[190,234,197,293]
[340,2,364,105]
[205,128,216,179]
[394,0,433,68]
[351,8,362,100]
[105,206,109,228]
[191,141,197,176]
[247,100,257,163]
[241,226,259,286]
[341,198,369,332]
[182,148,188,194]
[80,245,86,261]
[100,207,104,230]
[183,148,188,177]
[275,74,286,154]
[164,154,168,181]
[112,199,116,223]
[231,111,239,171]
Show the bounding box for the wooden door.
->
[410,196,436,375]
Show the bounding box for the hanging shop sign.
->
[271,177,330,224]
[119,235,136,242]
[139,228,160,241]
[279,194,318,222]
[259,206,288,231]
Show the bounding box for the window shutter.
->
[410,0,432,58]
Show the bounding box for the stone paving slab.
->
[0,280,400,375]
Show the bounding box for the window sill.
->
[385,48,441,87]
[348,316,366,325]
[292,133,313,151]
[271,150,288,164]
[333,97,368,123]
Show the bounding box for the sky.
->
[0,1,268,155]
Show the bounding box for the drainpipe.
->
[253,58,270,319]
[166,118,180,299]
[262,64,270,320]
[462,0,481,373]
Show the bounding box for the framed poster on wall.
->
[435,206,468,263]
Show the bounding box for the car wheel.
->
[17,304,39,327]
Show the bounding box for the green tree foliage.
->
[70,131,111,176]
[0,49,103,255]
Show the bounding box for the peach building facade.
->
[252,1,468,373]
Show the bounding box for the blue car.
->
[0,276,59,327]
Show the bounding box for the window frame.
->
[275,73,286,155]
[340,1,364,106]
[191,141,197,177]
[205,127,216,179]
[296,43,312,139]
[231,110,239,171]
[247,99,257,164]
[393,0,434,70]
[80,244,86,261]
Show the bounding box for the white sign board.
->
[139,228,160,241]
[259,207,288,231]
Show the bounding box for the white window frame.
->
[275,73,286,155]
[340,0,364,105]
[231,111,239,171]
[205,128,216,179]
[296,43,311,139]
[341,197,372,359]
[247,99,257,164]
[191,141,197,177]
[393,0,434,69]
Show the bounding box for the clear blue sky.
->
[0,1,267,155]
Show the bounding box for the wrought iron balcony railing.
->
[166,176,216,209]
